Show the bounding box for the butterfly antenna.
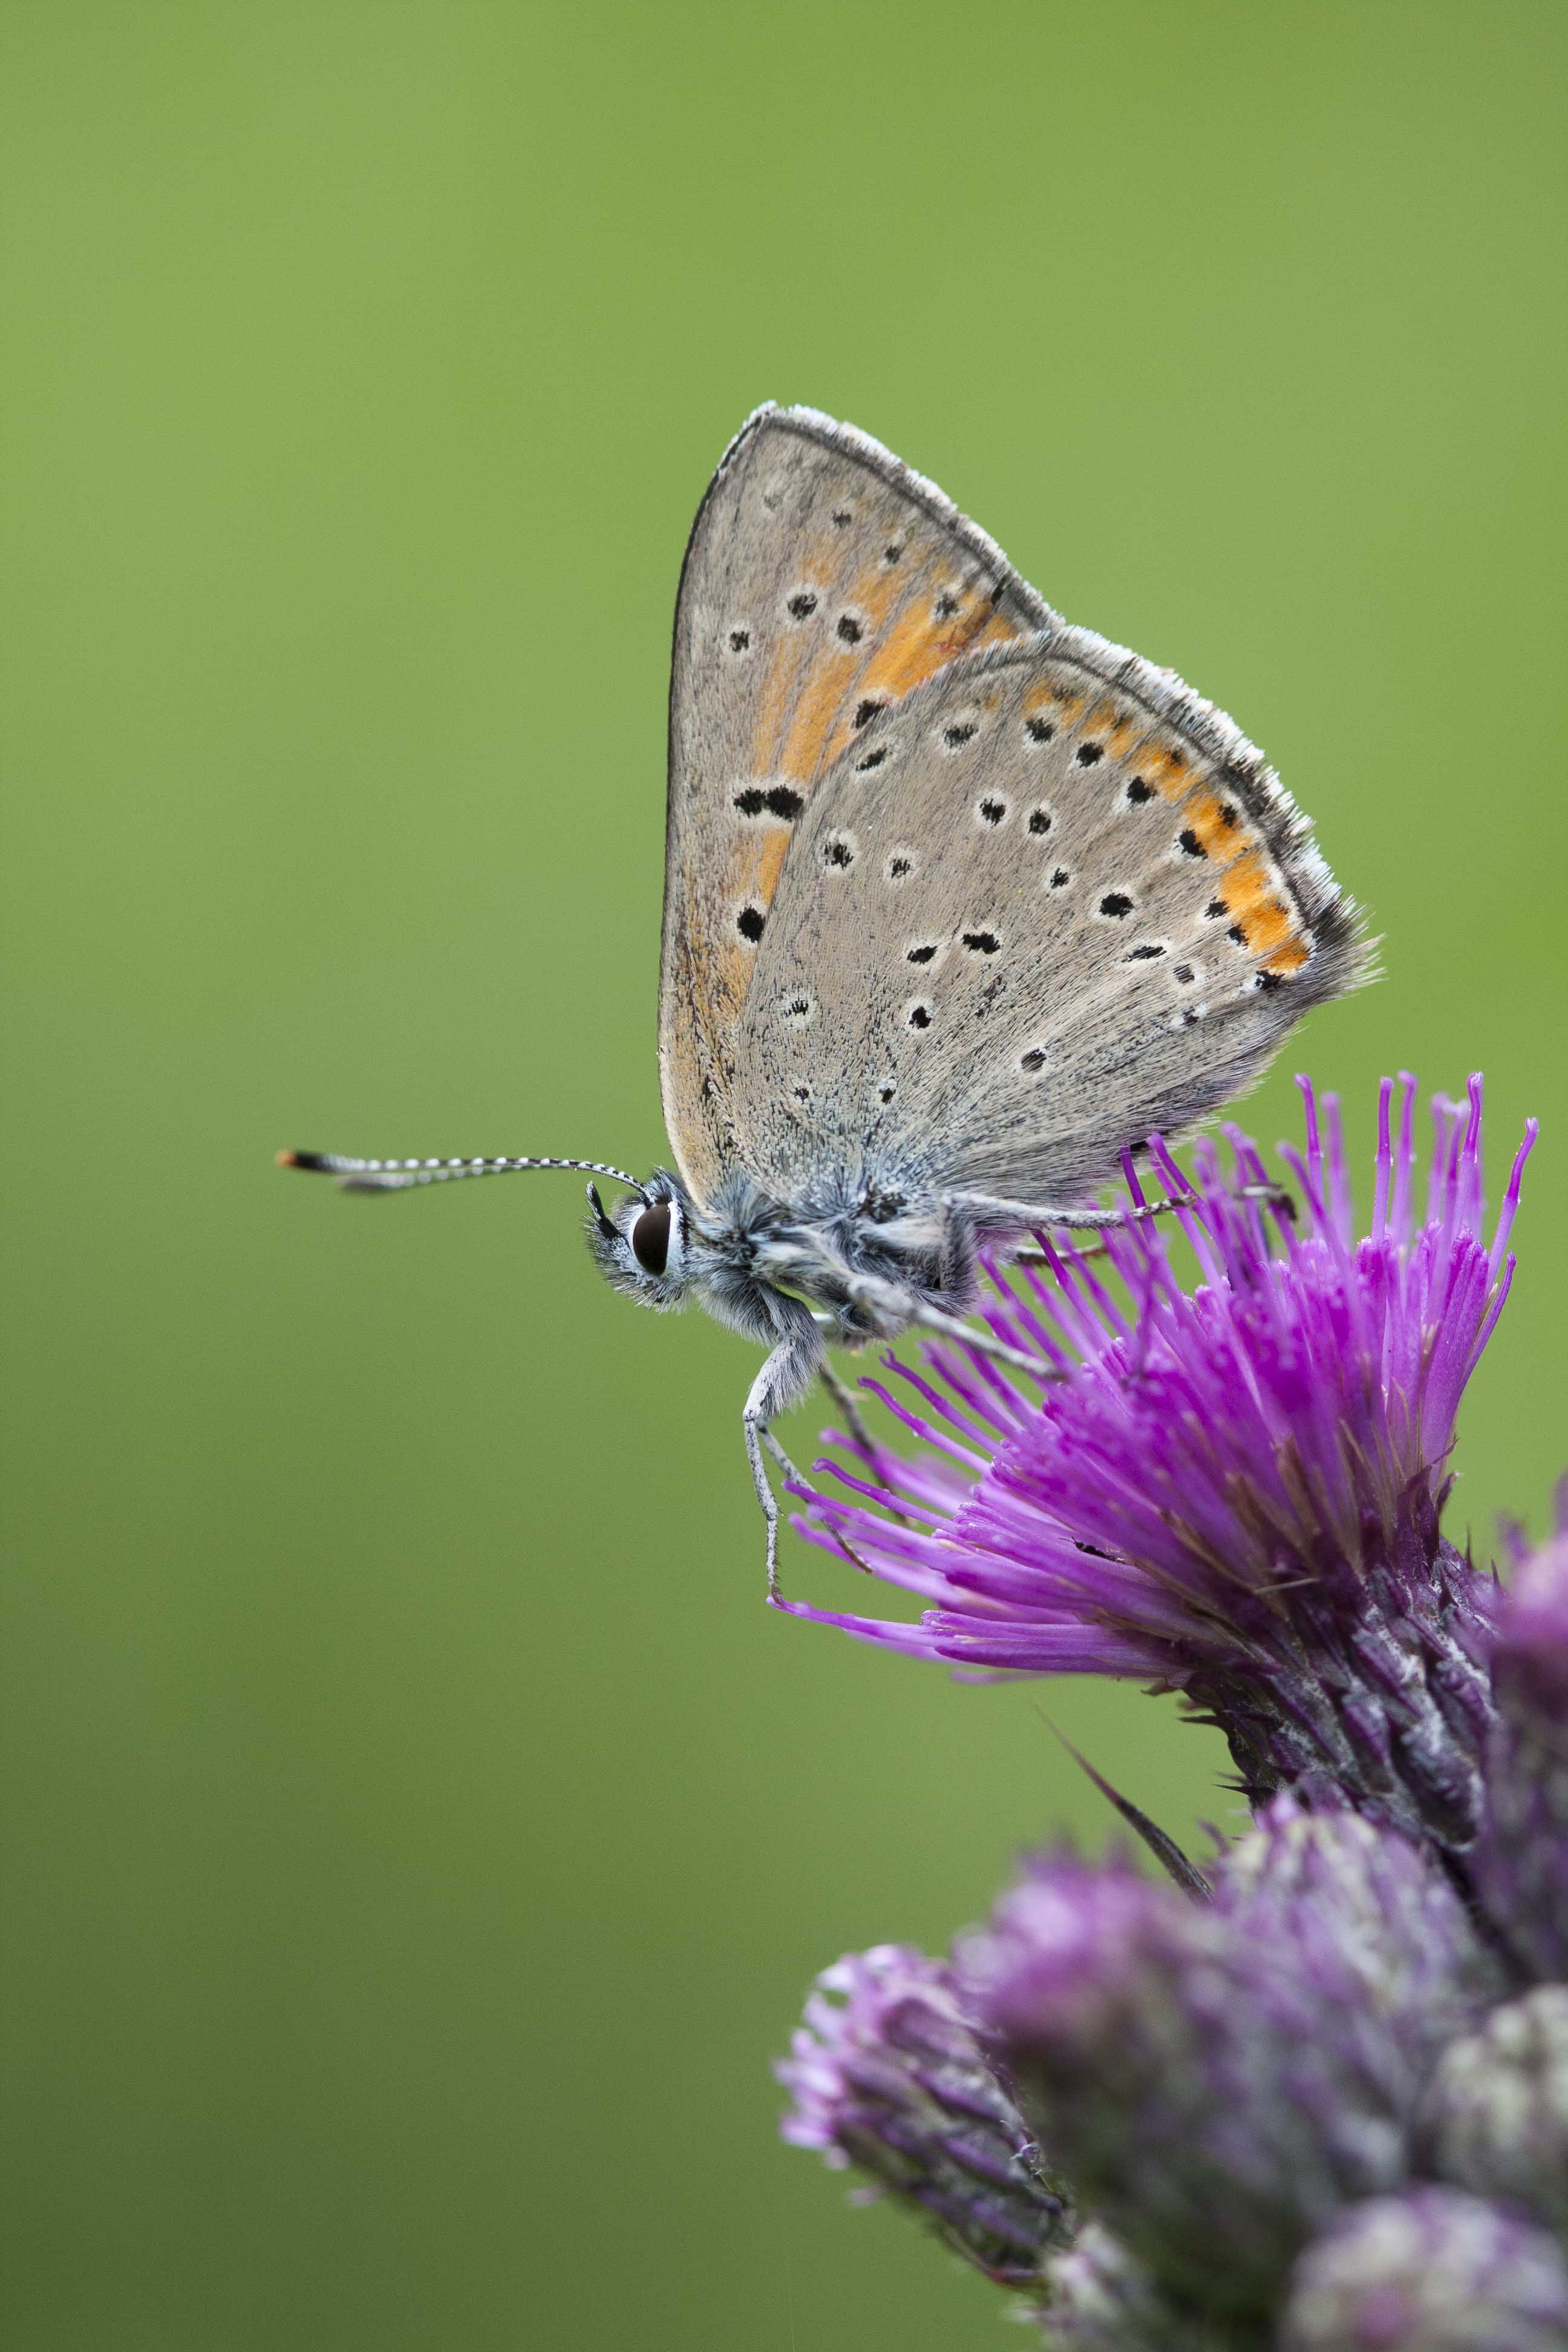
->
[276,1151,649,1200]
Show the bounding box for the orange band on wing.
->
[1261,937,1311,975]
[1082,699,1147,760]
[1021,681,1089,731]
[1152,765,1313,974]
[776,558,909,778]
[809,595,1026,773]
[1181,788,1247,858]
[1136,746,1192,800]
[1210,849,1301,961]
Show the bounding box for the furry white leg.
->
[818,1363,881,1468]
[947,1188,1192,1235]
[838,1269,1060,1381]
[1005,1180,1292,1266]
[742,1404,782,1603]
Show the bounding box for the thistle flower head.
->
[786,1077,1534,1867]
[1474,1506,1568,1982]
[774,1942,1073,2287]
[962,1800,1495,2325]
[1423,1986,1568,2238]
[1278,2187,1568,2351]
[1490,1509,1568,1716]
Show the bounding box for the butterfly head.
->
[584,1171,696,1310]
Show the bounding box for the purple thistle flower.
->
[1473,1506,1568,1982]
[1278,2187,1568,2351]
[774,1942,1074,2288]
[962,1800,1497,2326]
[785,1076,1535,1875]
[1424,1986,1568,2239]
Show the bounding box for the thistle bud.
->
[776,1942,1073,2287]
[1278,2187,1568,2351]
[1424,1986,1568,2236]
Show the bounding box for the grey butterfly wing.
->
[728,627,1369,1209]
[661,404,1056,1209]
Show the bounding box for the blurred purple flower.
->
[962,1800,1497,2325]
[1423,1985,1568,2239]
[1278,2187,1568,2351]
[774,1942,1073,2288]
[785,1076,1534,1872]
[1473,1503,1568,1982]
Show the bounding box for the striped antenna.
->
[276,1150,648,1200]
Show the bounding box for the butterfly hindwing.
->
[661,405,1056,1207]
[727,627,1368,1207]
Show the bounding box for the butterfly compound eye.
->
[630,1203,673,1276]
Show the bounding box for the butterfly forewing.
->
[661,405,1056,1206]
[728,628,1368,1208]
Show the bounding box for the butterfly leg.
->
[837,1267,1060,1381]
[742,1328,828,1603]
[742,1384,785,1604]
[946,1189,1194,1238]
[757,1386,895,1573]
[935,1206,980,1303]
[905,1302,1062,1380]
[764,1232,1056,1382]
[954,1177,1297,1244]
[1008,1180,1294,1266]
[817,1364,916,1542]
[818,1362,882,1469]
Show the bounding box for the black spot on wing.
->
[732,785,805,820]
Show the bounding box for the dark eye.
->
[630,1203,672,1275]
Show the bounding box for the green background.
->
[4,5,1565,2345]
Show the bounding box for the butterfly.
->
[283,405,1369,1595]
